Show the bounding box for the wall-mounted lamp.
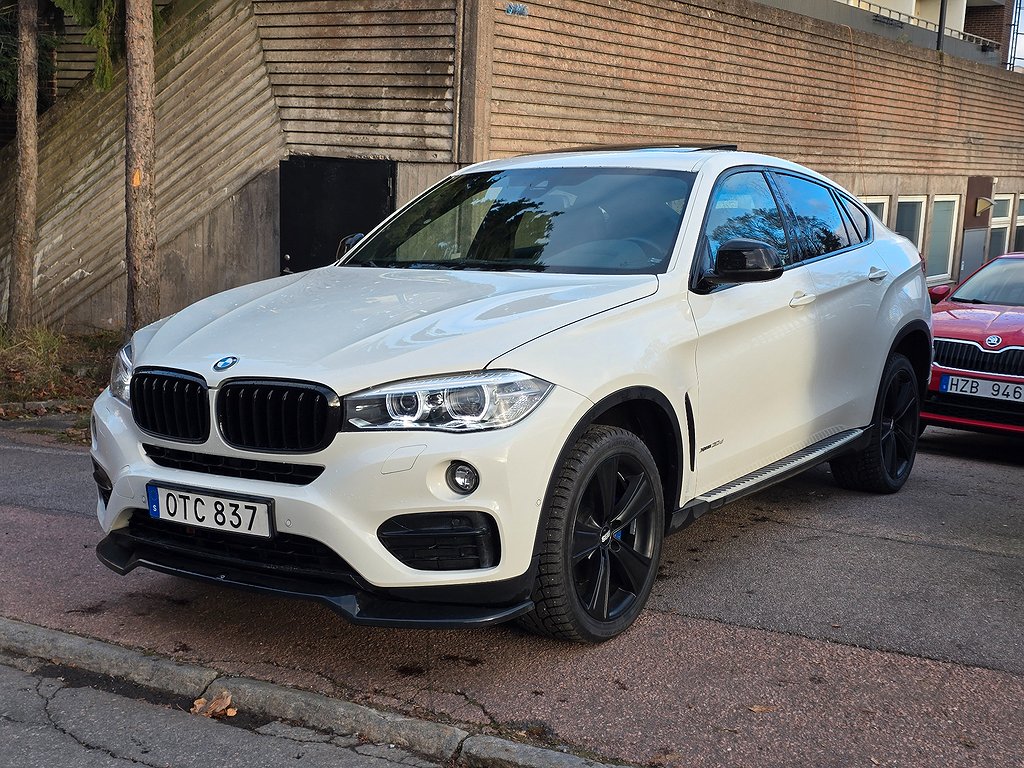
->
[976,197,994,217]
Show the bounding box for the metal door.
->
[279,157,396,274]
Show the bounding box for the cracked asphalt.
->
[0,423,1022,766]
[0,655,438,768]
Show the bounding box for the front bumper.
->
[90,383,591,621]
[96,532,535,627]
[921,366,1024,436]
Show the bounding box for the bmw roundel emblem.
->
[985,335,1002,348]
[213,356,239,371]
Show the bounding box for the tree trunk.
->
[124,0,158,333]
[8,0,38,331]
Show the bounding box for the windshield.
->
[342,167,696,274]
[951,258,1024,307]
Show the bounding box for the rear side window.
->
[774,174,852,259]
[702,171,792,266]
[837,194,870,243]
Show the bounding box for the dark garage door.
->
[279,156,396,274]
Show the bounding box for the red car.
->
[921,253,1024,436]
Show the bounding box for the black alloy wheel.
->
[520,425,665,642]
[831,353,920,493]
[878,364,919,483]
[571,451,659,622]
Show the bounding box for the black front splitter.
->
[96,535,534,629]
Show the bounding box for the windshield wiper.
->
[469,262,547,272]
[383,260,547,272]
[951,297,990,304]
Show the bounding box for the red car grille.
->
[933,339,1024,377]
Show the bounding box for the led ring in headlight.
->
[445,385,489,421]
[386,391,426,422]
[344,371,552,432]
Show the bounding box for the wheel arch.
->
[889,319,932,397]
[538,387,685,541]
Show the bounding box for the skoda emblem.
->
[985,335,1002,348]
[213,356,239,371]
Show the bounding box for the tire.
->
[519,425,665,643]
[830,353,920,494]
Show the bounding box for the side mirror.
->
[928,285,952,305]
[707,239,784,284]
[336,232,366,260]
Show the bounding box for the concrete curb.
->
[0,616,217,696]
[212,674,469,760]
[0,617,621,768]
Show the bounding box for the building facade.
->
[1,0,1023,327]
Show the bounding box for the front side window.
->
[701,171,790,267]
[774,174,851,259]
[343,168,695,275]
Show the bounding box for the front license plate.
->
[145,483,273,538]
[940,375,1024,404]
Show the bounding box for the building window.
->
[1014,197,1024,253]
[989,194,1013,260]
[926,196,959,281]
[895,196,927,249]
[859,196,890,226]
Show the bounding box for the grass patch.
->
[0,326,122,403]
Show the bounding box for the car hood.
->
[932,302,1024,348]
[135,267,659,392]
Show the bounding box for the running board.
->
[669,428,866,533]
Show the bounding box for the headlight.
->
[344,371,553,432]
[109,342,133,404]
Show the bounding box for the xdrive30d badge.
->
[92,147,932,642]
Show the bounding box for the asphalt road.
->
[0,655,438,768]
[1,424,1022,766]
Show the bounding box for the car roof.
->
[457,146,840,189]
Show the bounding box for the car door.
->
[772,172,894,433]
[687,169,823,494]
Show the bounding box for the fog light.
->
[446,461,479,495]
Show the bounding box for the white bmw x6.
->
[92,148,931,642]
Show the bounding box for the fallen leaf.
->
[748,705,776,713]
[190,691,237,719]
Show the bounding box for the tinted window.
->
[838,195,869,243]
[344,168,695,275]
[775,174,851,258]
[702,171,791,266]
[951,258,1024,307]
